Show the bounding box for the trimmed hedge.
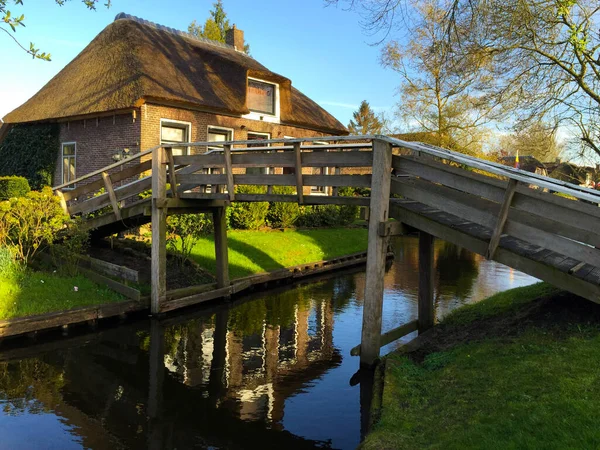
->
[266,186,300,228]
[0,176,31,200]
[228,185,269,230]
[0,123,60,190]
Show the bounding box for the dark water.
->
[0,237,537,450]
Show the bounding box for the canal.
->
[0,237,537,449]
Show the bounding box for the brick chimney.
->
[226,25,244,52]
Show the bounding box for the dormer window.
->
[248,79,276,115]
[244,77,280,123]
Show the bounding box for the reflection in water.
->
[0,237,537,449]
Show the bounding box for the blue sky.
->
[0,0,401,127]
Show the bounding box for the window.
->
[311,142,329,194]
[62,142,76,187]
[246,132,271,175]
[207,127,234,152]
[248,79,276,115]
[160,119,191,156]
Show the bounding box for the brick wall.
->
[55,111,141,187]
[140,103,348,194]
[139,103,331,151]
[53,104,356,197]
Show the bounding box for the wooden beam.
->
[418,232,435,333]
[213,207,229,289]
[487,179,518,259]
[360,138,393,367]
[223,144,235,201]
[101,172,122,221]
[293,142,304,204]
[350,319,418,356]
[79,268,141,300]
[151,147,167,315]
[165,147,179,199]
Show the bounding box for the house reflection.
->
[161,293,338,426]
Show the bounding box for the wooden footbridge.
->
[53,135,600,366]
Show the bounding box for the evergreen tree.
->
[188,0,250,54]
[348,100,384,135]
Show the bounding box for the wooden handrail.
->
[384,136,600,203]
[52,146,157,191]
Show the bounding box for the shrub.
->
[296,188,359,227]
[0,187,71,265]
[166,213,213,267]
[0,123,60,190]
[228,185,269,230]
[0,176,31,200]
[267,186,300,228]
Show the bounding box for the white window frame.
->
[243,77,281,124]
[160,118,192,156]
[61,142,77,189]
[311,141,329,195]
[207,126,235,152]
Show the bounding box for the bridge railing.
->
[52,137,378,220]
[387,137,600,275]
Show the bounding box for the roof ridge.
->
[114,12,253,58]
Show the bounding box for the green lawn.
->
[363,283,600,450]
[188,227,368,279]
[0,271,125,320]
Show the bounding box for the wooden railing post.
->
[151,146,167,315]
[223,144,235,201]
[164,147,179,199]
[418,231,435,333]
[360,138,393,367]
[293,142,304,204]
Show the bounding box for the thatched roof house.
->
[3,14,345,134]
[1,14,347,188]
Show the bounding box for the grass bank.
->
[363,283,600,449]
[0,270,124,320]
[187,227,368,279]
[2,227,368,320]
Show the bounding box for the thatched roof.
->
[3,15,347,135]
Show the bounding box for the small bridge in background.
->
[53,135,600,366]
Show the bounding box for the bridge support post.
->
[360,138,393,367]
[151,146,167,315]
[418,232,435,333]
[213,207,230,289]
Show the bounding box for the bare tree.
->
[326,0,600,158]
[382,0,497,155]
[496,122,564,162]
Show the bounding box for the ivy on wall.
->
[0,123,60,190]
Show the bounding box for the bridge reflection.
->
[0,278,351,449]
